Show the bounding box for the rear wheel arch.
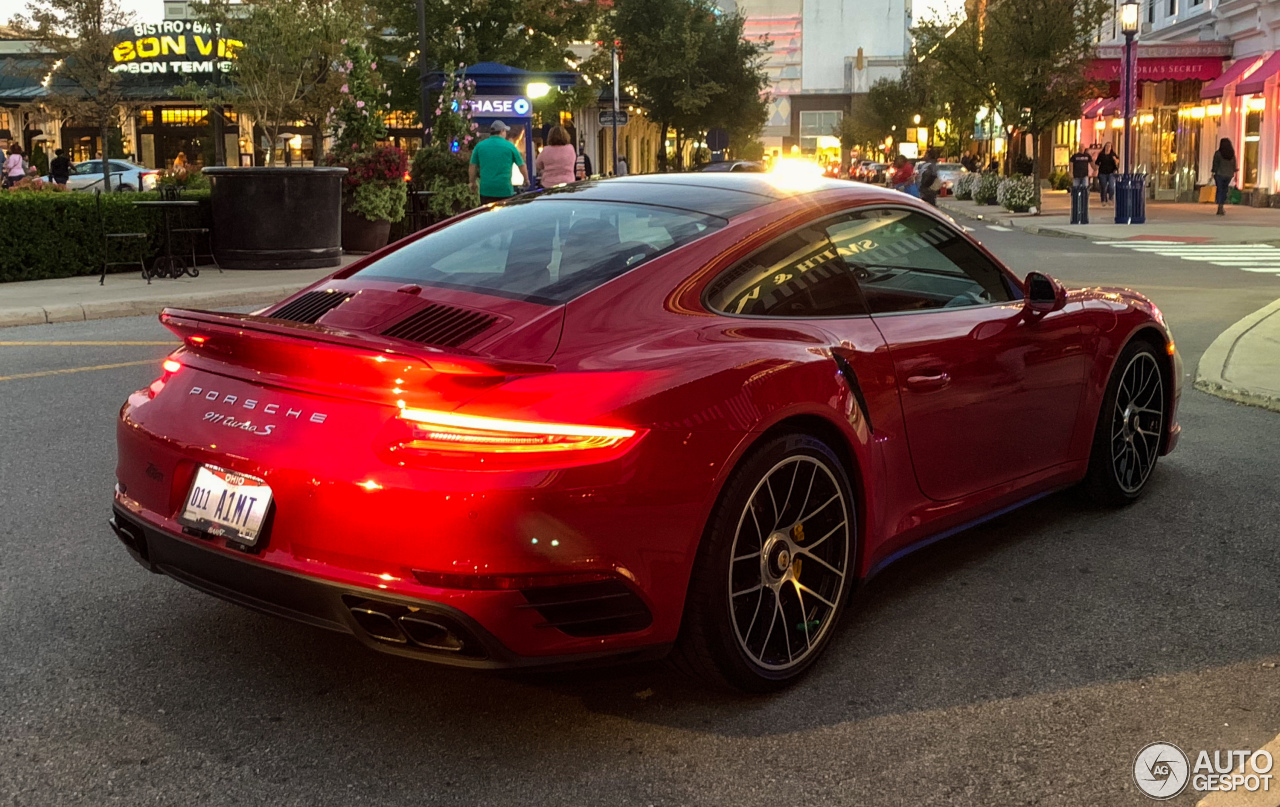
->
[756,414,867,546]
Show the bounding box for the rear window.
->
[352,199,723,303]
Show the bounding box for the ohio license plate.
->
[179,465,272,545]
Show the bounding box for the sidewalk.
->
[0,258,358,328]
[1196,297,1280,413]
[940,190,1280,244]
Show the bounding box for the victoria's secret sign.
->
[111,21,243,76]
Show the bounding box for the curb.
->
[939,200,1280,245]
[1194,297,1280,413]
[0,284,310,329]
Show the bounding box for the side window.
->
[77,161,102,175]
[705,224,867,317]
[823,209,1017,313]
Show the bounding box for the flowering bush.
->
[326,144,408,223]
[410,66,480,217]
[324,43,406,223]
[953,172,977,200]
[997,175,1037,212]
[4,175,62,193]
[973,172,1001,205]
[157,166,209,190]
[329,42,386,153]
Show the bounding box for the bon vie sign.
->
[111,21,243,75]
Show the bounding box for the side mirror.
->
[1025,271,1067,314]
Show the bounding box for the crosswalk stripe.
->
[1098,240,1280,277]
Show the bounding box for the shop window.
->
[160,108,210,127]
[1243,109,1262,188]
[383,110,418,129]
[799,110,842,153]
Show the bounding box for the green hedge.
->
[0,190,212,283]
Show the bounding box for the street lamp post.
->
[1120,1,1139,175]
[417,0,433,136]
[1118,0,1142,223]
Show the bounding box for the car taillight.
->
[388,404,641,469]
[148,357,182,398]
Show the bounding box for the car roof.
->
[532,173,857,219]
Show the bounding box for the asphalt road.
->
[2,228,1280,807]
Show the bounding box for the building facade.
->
[736,0,912,160]
[1080,0,1280,200]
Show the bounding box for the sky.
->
[915,0,968,23]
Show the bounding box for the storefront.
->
[1077,42,1232,201]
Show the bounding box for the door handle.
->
[906,372,950,390]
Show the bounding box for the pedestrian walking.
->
[3,144,27,189]
[574,146,593,181]
[917,151,942,207]
[1069,144,1093,193]
[534,125,577,187]
[890,155,917,196]
[1095,143,1118,205]
[468,120,528,205]
[1212,138,1238,216]
[50,148,72,186]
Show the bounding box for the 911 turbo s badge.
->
[188,386,329,436]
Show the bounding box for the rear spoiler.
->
[160,308,555,378]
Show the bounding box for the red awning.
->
[1086,56,1224,83]
[1201,56,1264,99]
[1235,51,1280,96]
[1081,98,1107,117]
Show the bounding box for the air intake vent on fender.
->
[382,303,498,348]
[268,289,355,323]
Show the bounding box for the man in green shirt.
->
[469,120,528,204]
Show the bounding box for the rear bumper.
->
[110,505,670,670]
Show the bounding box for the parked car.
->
[933,162,967,196]
[699,160,766,173]
[855,162,888,184]
[45,159,160,192]
[112,174,1180,691]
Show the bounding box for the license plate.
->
[179,465,273,545]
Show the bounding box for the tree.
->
[10,0,134,191]
[611,0,768,170]
[985,0,1110,206]
[371,0,600,125]
[187,0,359,165]
[838,94,885,155]
[915,1,1110,205]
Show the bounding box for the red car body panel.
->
[112,176,1181,668]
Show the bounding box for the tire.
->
[1083,340,1167,505]
[674,432,856,692]
[116,184,136,193]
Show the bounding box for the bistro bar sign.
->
[111,21,242,75]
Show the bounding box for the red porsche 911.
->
[111,174,1181,691]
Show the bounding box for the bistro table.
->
[131,199,201,282]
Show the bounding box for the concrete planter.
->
[204,166,347,270]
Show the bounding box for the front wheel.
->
[1084,340,1167,505]
[674,433,856,692]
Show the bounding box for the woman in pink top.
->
[535,126,577,187]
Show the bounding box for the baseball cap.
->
[489,120,510,134]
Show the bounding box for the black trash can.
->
[204,166,348,269]
[1071,183,1089,224]
[1114,173,1147,225]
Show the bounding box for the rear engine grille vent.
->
[382,303,498,348]
[268,289,355,324]
[519,579,653,638]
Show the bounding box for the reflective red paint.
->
[113,177,1181,677]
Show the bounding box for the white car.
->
[46,159,160,192]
